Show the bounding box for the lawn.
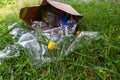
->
[0,0,120,80]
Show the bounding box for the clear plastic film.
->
[65,31,98,54]
[0,22,98,68]
[18,33,42,66]
[17,33,54,68]
[8,23,29,39]
[0,45,19,64]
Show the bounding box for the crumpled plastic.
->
[8,23,29,39]
[0,45,19,64]
[65,31,98,54]
[18,33,52,67]
[0,22,98,68]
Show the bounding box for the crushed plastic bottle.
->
[65,31,98,54]
[17,32,54,68]
[18,33,42,66]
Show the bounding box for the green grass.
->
[0,0,120,80]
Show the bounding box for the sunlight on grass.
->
[0,8,12,15]
[0,3,18,22]
[0,6,12,22]
[0,3,15,14]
